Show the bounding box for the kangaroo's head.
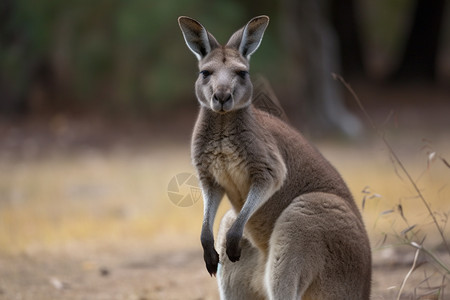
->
[178,16,269,113]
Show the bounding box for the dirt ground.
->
[0,239,449,300]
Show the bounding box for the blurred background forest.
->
[1,1,450,299]
[1,0,449,127]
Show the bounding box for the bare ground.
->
[0,239,449,300]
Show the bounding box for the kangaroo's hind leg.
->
[267,193,372,300]
[216,210,267,300]
[265,206,321,300]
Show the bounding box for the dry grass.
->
[1,138,448,249]
[0,144,201,254]
[323,138,450,244]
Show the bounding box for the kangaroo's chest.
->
[204,138,251,205]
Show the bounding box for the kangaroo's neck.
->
[197,105,255,134]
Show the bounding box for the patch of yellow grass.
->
[0,139,448,255]
[0,145,203,254]
[322,139,450,247]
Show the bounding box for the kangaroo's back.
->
[254,108,358,208]
[178,15,372,300]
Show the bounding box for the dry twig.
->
[333,74,450,254]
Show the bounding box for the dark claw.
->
[226,234,242,262]
[201,229,219,276]
[203,248,219,276]
[227,250,241,262]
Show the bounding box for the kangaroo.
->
[178,15,372,299]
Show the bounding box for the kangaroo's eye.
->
[200,70,211,79]
[237,70,248,79]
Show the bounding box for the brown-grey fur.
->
[178,15,372,300]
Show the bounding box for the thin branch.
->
[333,74,450,254]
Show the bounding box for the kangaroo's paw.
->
[203,247,219,276]
[226,233,242,262]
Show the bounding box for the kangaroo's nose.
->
[213,90,232,104]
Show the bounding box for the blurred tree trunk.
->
[391,0,446,82]
[0,0,52,115]
[281,0,362,137]
[330,0,366,77]
[0,0,26,114]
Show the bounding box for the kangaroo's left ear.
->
[226,16,269,60]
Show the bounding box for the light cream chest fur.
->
[206,138,251,204]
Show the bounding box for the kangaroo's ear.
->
[226,16,269,60]
[178,16,219,61]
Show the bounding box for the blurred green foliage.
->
[361,0,414,66]
[0,0,448,114]
[1,0,282,114]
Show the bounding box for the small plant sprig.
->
[333,74,450,299]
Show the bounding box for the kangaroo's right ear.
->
[178,16,219,61]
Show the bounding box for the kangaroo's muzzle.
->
[212,89,233,112]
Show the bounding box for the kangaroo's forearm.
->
[229,184,277,235]
[200,183,224,231]
[225,181,281,262]
[199,181,224,276]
